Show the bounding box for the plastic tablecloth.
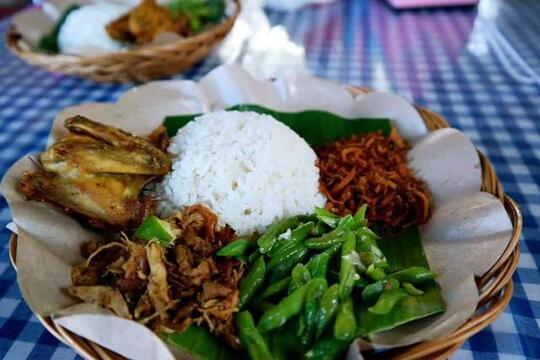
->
[0,0,539,358]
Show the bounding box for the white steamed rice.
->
[58,3,129,56]
[156,111,326,235]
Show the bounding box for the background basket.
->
[8,103,521,359]
[5,2,239,83]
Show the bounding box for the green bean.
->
[304,229,345,250]
[258,281,311,333]
[366,263,386,281]
[268,222,314,258]
[268,245,309,279]
[338,232,357,300]
[268,242,308,272]
[258,216,301,254]
[403,282,424,296]
[217,239,250,257]
[256,277,291,302]
[247,251,261,265]
[354,276,369,288]
[315,284,339,339]
[361,278,399,305]
[337,214,354,230]
[304,336,349,360]
[289,264,312,293]
[315,207,340,228]
[236,311,273,360]
[353,204,368,224]
[305,252,330,279]
[311,221,328,236]
[239,256,266,308]
[334,297,356,341]
[253,301,276,314]
[301,278,327,346]
[368,288,406,315]
[386,266,435,284]
[356,227,379,245]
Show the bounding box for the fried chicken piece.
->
[20,116,170,229]
[107,0,189,45]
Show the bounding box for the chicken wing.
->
[20,116,171,229]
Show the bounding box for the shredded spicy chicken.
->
[317,129,431,231]
[69,205,244,348]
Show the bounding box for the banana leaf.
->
[162,325,234,360]
[163,104,391,146]
[355,227,446,337]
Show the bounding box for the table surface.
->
[1,0,539,359]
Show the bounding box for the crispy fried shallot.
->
[69,286,132,319]
[70,205,243,348]
[317,129,431,231]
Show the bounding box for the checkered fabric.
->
[1,0,539,358]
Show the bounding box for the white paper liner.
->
[0,65,513,358]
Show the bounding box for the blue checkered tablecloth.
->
[1,0,539,358]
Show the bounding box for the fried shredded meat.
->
[69,205,244,348]
[317,129,431,231]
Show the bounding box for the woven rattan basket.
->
[5,2,239,83]
[8,103,521,359]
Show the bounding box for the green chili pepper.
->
[366,263,386,281]
[304,229,345,250]
[289,264,312,293]
[315,207,340,228]
[338,232,357,300]
[334,297,356,341]
[386,266,435,284]
[315,284,340,339]
[403,282,424,296]
[305,252,330,279]
[301,278,327,346]
[135,215,175,246]
[361,278,399,305]
[257,280,311,333]
[256,277,291,301]
[236,311,273,360]
[258,216,301,254]
[304,336,349,360]
[217,238,250,257]
[368,288,407,315]
[239,257,266,308]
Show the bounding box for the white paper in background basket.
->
[0,65,513,358]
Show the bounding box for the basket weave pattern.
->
[5,4,239,83]
[8,104,521,359]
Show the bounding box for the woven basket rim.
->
[5,1,240,82]
[6,103,522,359]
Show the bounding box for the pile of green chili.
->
[217,205,438,359]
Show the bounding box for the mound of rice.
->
[156,111,325,235]
[58,3,129,56]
